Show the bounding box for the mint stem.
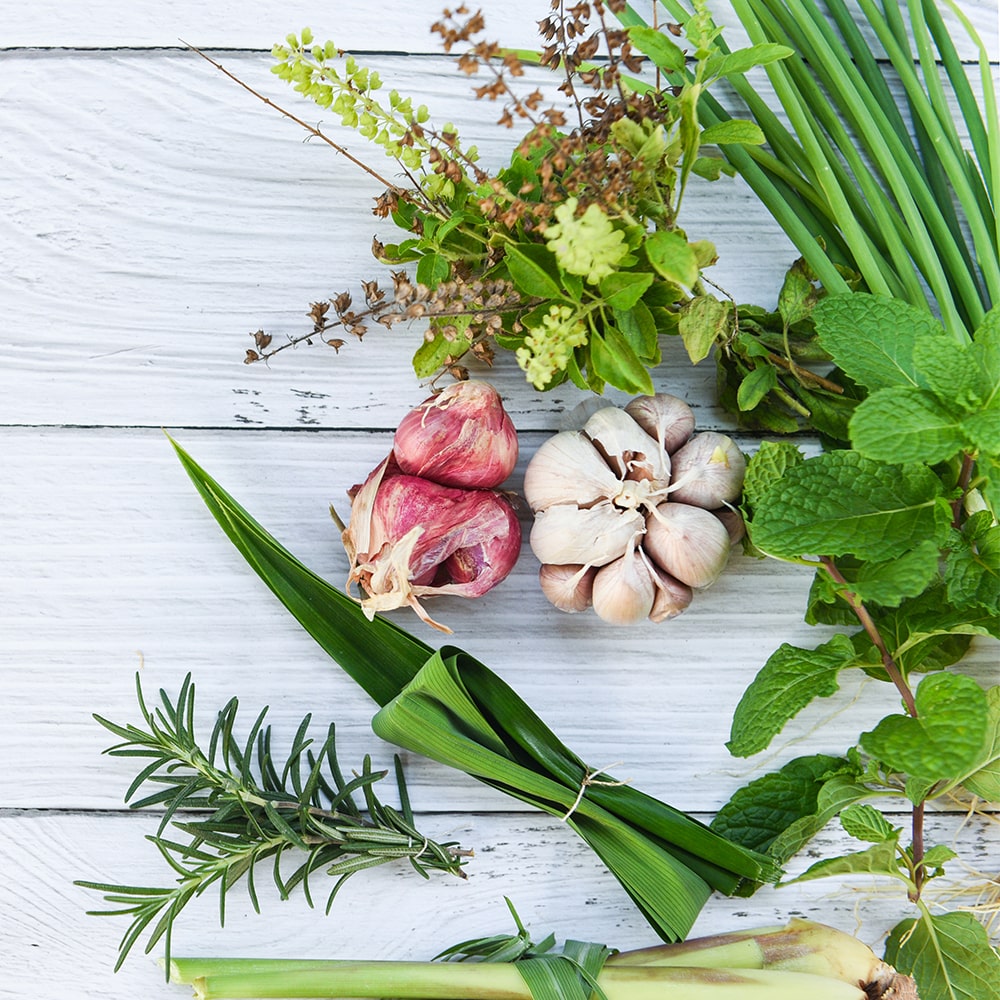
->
[819,558,917,717]
[951,451,977,529]
[910,801,926,901]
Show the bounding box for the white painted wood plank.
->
[3,0,994,58]
[3,426,998,813]
[1,809,996,1000]
[3,48,994,430]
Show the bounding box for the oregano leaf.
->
[727,634,858,758]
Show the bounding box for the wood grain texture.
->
[3,0,995,56]
[2,809,997,1000]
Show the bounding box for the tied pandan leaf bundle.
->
[171,438,781,943]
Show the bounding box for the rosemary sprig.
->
[76,674,470,971]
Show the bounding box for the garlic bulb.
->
[667,432,746,508]
[644,502,731,589]
[539,564,596,613]
[523,391,745,625]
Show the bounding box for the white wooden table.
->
[2,3,998,997]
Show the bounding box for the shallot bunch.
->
[523,393,746,625]
[341,381,522,633]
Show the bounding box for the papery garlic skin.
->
[644,502,731,589]
[538,564,596,613]
[393,380,518,489]
[667,432,746,508]
[583,406,671,489]
[529,501,645,567]
[624,394,695,456]
[523,431,622,512]
[343,455,521,633]
[646,558,694,622]
[591,544,656,625]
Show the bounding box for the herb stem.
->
[952,451,977,529]
[819,558,917,718]
[910,800,926,900]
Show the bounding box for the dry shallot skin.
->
[343,453,521,633]
[538,563,596,613]
[668,432,747,508]
[624,393,696,456]
[393,380,518,489]
[643,501,732,589]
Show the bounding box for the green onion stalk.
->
[620,0,997,344]
[166,918,916,1000]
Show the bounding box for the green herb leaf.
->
[710,755,866,861]
[847,539,942,608]
[705,43,794,78]
[699,120,766,146]
[838,803,898,843]
[589,327,655,396]
[785,837,903,885]
[777,259,821,329]
[959,686,1000,803]
[413,323,466,379]
[626,26,687,71]
[727,634,858,758]
[677,295,731,364]
[946,512,1000,611]
[913,335,988,407]
[961,396,1000,454]
[885,912,1000,1000]
[613,301,659,361]
[646,231,699,289]
[598,271,654,312]
[415,252,450,288]
[741,441,804,513]
[749,452,952,562]
[849,387,969,464]
[736,365,778,412]
[860,673,989,783]
[814,294,950,391]
[506,244,565,300]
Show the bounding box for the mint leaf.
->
[972,308,1000,409]
[814,293,949,390]
[749,451,952,562]
[727,634,858,757]
[742,441,804,512]
[946,511,1000,611]
[785,837,903,884]
[710,754,861,858]
[913,335,986,407]
[885,912,1000,1000]
[849,387,969,464]
[960,686,1000,803]
[848,539,942,608]
[839,803,898,843]
[961,396,1000,454]
[860,673,989,782]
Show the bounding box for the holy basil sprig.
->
[714,293,1000,1000]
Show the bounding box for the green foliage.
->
[885,912,1000,1000]
[75,674,466,971]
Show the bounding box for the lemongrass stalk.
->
[167,957,870,1000]
[609,918,890,985]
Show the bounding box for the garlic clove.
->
[538,563,596,613]
[529,500,644,567]
[625,393,696,456]
[393,380,518,489]
[583,406,671,488]
[643,501,731,589]
[712,506,747,545]
[591,545,656,625]
[642,553,694,622]
[523,430,622,513]
[667,432,747,508]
